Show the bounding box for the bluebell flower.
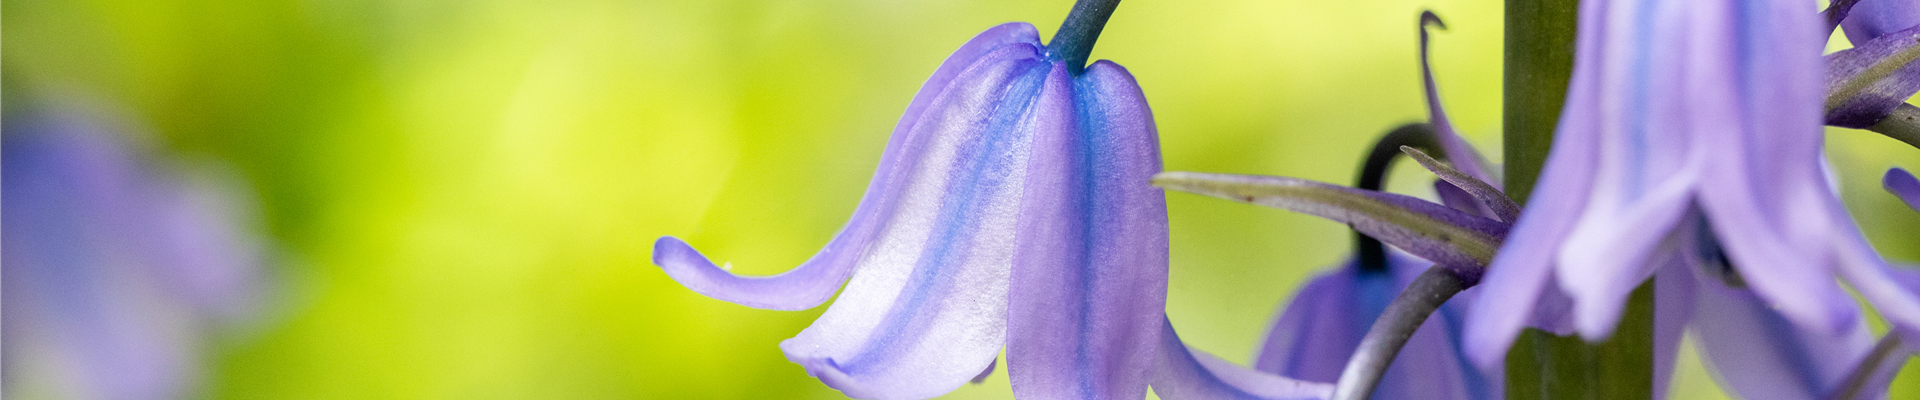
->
[651,7,1330,396]
[1462,0,1920,371]
[4,105,269,400]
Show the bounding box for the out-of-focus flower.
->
[1667,214,1880,400]
[4,106,268,400]
[1463,0,1920,371]
[1842,0,1920,46]
[1253,254,1495,400]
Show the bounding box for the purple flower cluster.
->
[5,106,269,400]
[652,0,1920,399]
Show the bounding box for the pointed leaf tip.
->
[1399,146,1522,222]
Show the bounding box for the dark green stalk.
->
[1502,0,1576,204]
[1046,0,1123,76]
[1353,123,1443,271]
[1867,103,1920,150]
[1504,0,1654,399]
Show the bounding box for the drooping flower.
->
[4,105,269,400]
[651,3,1330,397]
[1463,0,1920,375]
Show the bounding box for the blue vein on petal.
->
[836,59,1054,373]
[1627,0,1655,199]
[1070,69,1102,399]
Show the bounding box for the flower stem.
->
[1827,334,1909,400]
[1826,0,1861,36]
[1046,0,1123,75]
[1352,123,1443,271]
[1867,103,1920,150]
[1502,0,1576,204]
[1331,267,1472,400]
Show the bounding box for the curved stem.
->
[1867,103,1920,150]
[1353,123,1443,271]
[1826,334,1909,400]
[1331,267,1472,400]
[1046,0,1123,75]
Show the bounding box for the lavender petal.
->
[1842,0,1920,45]
[1005,61,1167,400]
[1461,0,1610,368]
[774,41,1056,398]
[1151,318,1335,400]
[1418,12,1500,187]
[1689,261,1874,400]
[651,24,1043,311]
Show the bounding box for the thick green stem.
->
[1504,0,1655,398]
[1505,285,1655,400]
[1502,0,1576,204]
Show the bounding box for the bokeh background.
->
[6,0,1918,398]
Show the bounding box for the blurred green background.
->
[6,0,1918,398]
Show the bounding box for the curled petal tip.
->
[970,359,996,384]
[1153,318,1335,400]
[650,236,699,268]
[787,356,875,399]
[650,236,843,311]
[1884,167,1920,210]
[782,340,992,400]
[1420,10,1447,31]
